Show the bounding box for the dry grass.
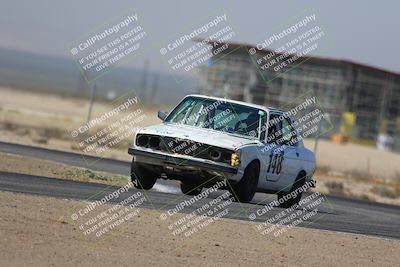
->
[371,186,400,199]
[0,152,129,186]
[324,181,345,196]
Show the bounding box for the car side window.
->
[267,114,282,144]
[282,118,297,146]
[281,118,292,145]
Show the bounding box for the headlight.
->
[231,152,240,167]
[149,136,160,148]
[136,134,149,147]
[209,149,222,161]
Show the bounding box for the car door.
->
[262,112,284,182]
[279,117,301,190]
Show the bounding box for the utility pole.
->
[140,59,149,103]
[313,114,323,157]
[149,73,159,104]
[86,82,96,125]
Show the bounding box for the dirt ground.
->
[0,190,399,267]
[0,87,161,161]
[0,152,129,186]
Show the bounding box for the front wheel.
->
[180,182,202,196]
[229,161,259,203]
[277,172,306,208]
[130,158,158,190]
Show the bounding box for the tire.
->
[277,171,306,208]
[180,182,203,196]
[130,158,158,190]
[229,161,259,203]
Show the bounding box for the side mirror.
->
[157,111,168,121]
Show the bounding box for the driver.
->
[236,112,259,136]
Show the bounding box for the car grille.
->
[135,134,232,164]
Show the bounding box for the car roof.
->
[186,94,284,113]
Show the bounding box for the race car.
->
[128,95,316,207]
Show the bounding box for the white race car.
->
[128,95,316,207]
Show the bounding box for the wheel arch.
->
[244,159,261,186]
[296,169,307,183]
[246,158,260,172]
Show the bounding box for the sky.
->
[0,0,399,74]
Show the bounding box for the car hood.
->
[137,123,260,150]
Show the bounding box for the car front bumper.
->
[128,147,238,175]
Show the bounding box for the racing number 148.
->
[267,152,284,174]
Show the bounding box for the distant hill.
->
[0,48,198,104]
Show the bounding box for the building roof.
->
[193,38,400,77]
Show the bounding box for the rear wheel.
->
[229,161,259,203]
[130,158,158,190]
[180,182,203,196]
[277,171,306,208]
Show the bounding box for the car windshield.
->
[165,96,267,139]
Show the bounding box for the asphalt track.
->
[1,141,400,239]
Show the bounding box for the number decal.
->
[267,152,284,175]
[275,153,283,174]
[267,153,273,173]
